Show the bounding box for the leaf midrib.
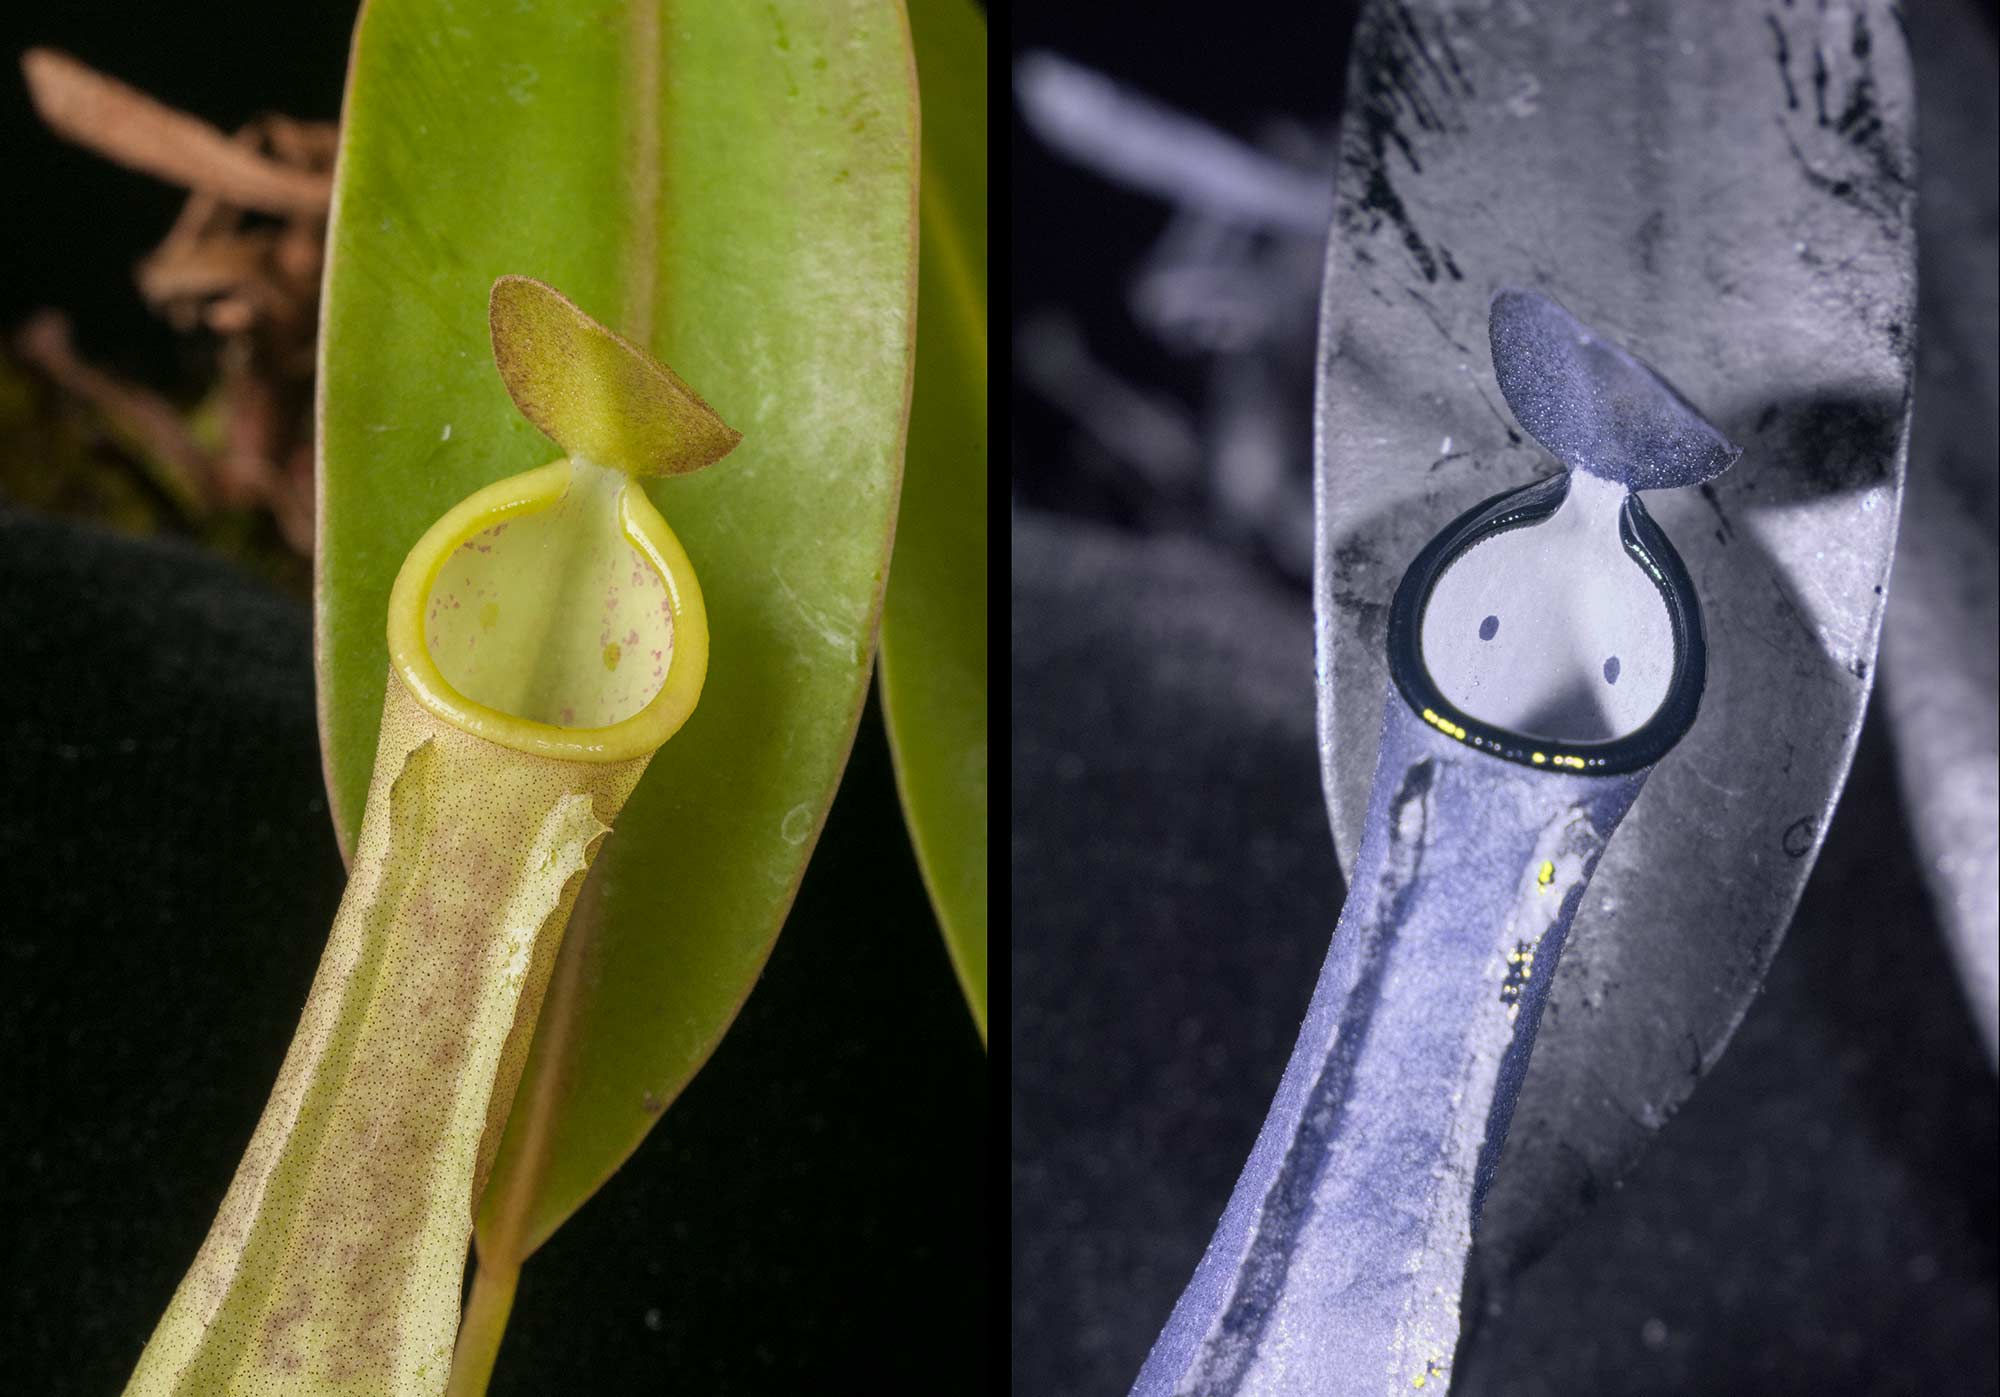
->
[473,0,663,1272]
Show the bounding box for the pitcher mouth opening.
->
[387,457,708,763]
[1386,473,1705,775]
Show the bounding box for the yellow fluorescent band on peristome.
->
[387,456,708,763]
[1419,708,1468,742]
[1420,711,1595,766]
[1537,859,1556,887]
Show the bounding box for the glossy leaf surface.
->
[317,0,917,1261]
[881,0,988,1042]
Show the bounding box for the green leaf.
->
[316,0,917,1269]
[880,0,987,1042]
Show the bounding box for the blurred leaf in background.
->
[884,0,989,1043]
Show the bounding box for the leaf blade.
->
[880,0,988,1042]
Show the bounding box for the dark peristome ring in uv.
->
[1386,473,1706,775]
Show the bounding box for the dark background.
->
[1009,5,1351,537]
[0,2,356,388]
[0,3,983,1391]
[1011,3,1998,1395]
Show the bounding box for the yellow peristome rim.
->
[387,457,709,763]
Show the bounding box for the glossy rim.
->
[1386,472,1704,775]
[386,458,708,762]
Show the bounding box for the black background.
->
[0,3,984,1391]
[1009,3,1356,531]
